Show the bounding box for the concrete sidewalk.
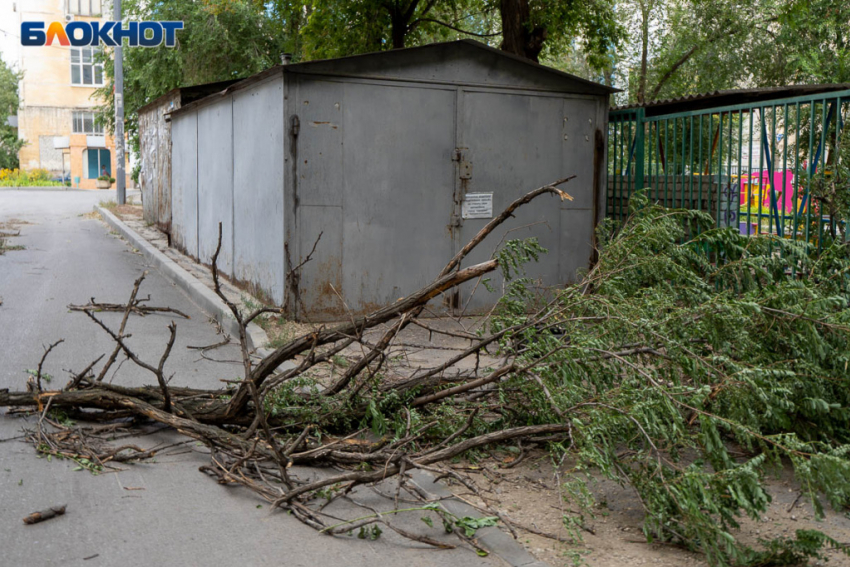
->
[0,191,517,567]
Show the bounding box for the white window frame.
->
[67,0,103,16]
[72,111,104,135]
[70,47,104,87]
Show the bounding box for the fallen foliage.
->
[2,185,850,566]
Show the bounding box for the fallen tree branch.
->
[69,299,190,319]
[23,505,66,525]
[34,340,64,392]
[0,180,587,552]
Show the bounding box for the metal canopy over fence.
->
[607,86,849,249]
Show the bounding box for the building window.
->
[72,111,104,135]
[68,0,102,16]
[85,148,111,179]
[70,47,103,86]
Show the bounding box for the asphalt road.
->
[0,190,502,567]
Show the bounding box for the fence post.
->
[634,108,646,190]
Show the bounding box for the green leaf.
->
[456,516,499,537]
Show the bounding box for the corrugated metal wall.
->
[171,112,197,257]
[197,98,234,273]
[171,76,287,303]
[232,76,285,303]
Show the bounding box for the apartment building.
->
[13,0,130,189]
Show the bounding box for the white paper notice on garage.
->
[462,193,493,219]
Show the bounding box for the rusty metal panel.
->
[139,90,179,233]
[336,82,456,316]
[170,111,198,258]
[288,78,604,320]
[290,77,345,319]
[232,76,285,304]
[297,205,343,318]
[197,98,233,274]
[138,103,157,223]
[455,91,596,313]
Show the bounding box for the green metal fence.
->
[608,90,850,249]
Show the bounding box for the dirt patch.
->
[438,451,850,567]
[112,204,143,218]
[1,218,32,226]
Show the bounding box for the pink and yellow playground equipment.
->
[737,170,800,235]
[734,103,846,241]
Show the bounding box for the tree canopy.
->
[0,52,23,170]
[94,0,289,179]
[102,0,850,148]
[97,0,623,153]
[614,0,850,105]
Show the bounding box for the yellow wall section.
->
[15,1,131,189]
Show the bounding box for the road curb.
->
[96,206,269,353]
[407,470,550,567]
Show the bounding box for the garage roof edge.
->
[169,40,616,119]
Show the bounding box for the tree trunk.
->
[500,0,528,57]
[391,10,407,48]
[386,0,424,50]
[499,0,546,62]
[637,1,650,104]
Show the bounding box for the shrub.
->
[0,168,64,187]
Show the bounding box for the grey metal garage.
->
[168,39,613,321]
[137,80,240,237]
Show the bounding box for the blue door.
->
[87,149,98,178]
